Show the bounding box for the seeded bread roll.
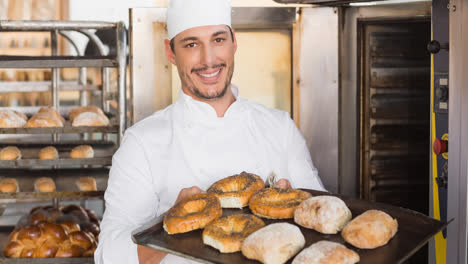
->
[70,145,94,159]
[0,178,19,193]
[34,177,56,193]
[0,146,22,160]
[75,177,97,191]
[38,146,59,160]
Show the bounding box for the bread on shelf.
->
[69,106,109,127]
[25,107,65,128]
[0,146,22,160]
[0,109,27,128]
[70,145,94,159]
[0,178,19,193]
[75,177,97,191]
[38,146,59,160]
[34,177,56,193]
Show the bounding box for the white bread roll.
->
[292,241,359,264]
[241,223,305,264]
[38,146,59,160]
[69,106,109,127]
[294,195,352,234]
[70,145,94,159]
[0,109,27,128]
[342,210,398,249]
[25,107,65,128]
[0,178,19,193]
[0,146,22,160]
[75,177,97,191]
[34,177,56,192]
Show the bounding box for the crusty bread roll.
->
[342,210,398,249]
[294,195,352,234]
[207,172,265,208]
[0,146,22,160]
[34,177,56,193]
[203,214,265,253]
[70,145,94,159]
[0,109,27,128]
[69,106,109,127]
[292,241,359,264]
[25,107,65,128]
[38,146,59,160]
[75,177,97,191]
[241,223,305,264]
[0,178,19,193]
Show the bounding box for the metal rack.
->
[0,20,127,223]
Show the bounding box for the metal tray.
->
[0,121,118,134]
[0,191,104,204]
[132,189,449,264]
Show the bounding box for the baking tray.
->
[0,121,118,134]
[132,189,449,264]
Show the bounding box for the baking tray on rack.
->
[0,121,118,134]
[132,189,449,264]
[0,227,94,264]
[0,191,104,204]
[0,158,112,169]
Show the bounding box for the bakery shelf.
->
[0,55,117,69]
[0,157,112,169]
[0,122,119,134]
[0,191,104,204]
[0,227,94,263]
[0,81,101,93]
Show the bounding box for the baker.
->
[95,0,326,263]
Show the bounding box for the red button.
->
[433,138,448,155]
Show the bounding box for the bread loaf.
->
[70,145,94,159]
[69,106,109,127]
[25,107,65,128]
[292,241,359,264]
[75,177,97,191]
[241,223,305,264]
[0,109,27,128]
[294,196,352,234]
[342,210,398,249]
[0,146,21,160]
[0,178,19,193]
[38,146,59,160]
[34,177,56,192]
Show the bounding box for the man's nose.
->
[200,44,216,66]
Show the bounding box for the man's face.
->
[165,25,237,101]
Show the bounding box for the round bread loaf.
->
[163,193,222,234]
[75,177,97,191]
[207,171,265,208]
[72,112,109,127]
[292,241,360,264]
[70,145,94,159]
[294,195,352,234]
[69,106,105,121]
[0,110,27,128]
[38,146,59,160]
[203,214,265,253]
[241,223,305,264]
[25,107,64,128]
[249,188,312,219]
[34,177,56,193]
[0,178,19,193]
[0,146,22,160]
[342,210,398,249]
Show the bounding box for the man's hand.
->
[274,179,292,189]
[175,186,205,204]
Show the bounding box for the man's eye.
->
[186,43,196,48]
[214,38,225,43]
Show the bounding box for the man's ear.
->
[164,39,176,65]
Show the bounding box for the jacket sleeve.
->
[95,131,159,264]
[284,113,327,191]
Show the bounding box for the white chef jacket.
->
[95,85,326,264]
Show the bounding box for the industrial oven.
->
[0,20,127,262]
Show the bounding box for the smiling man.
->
[95,0,325,263]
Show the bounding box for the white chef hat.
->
[166,0,232,40]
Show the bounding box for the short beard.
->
[182,62,235,101]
